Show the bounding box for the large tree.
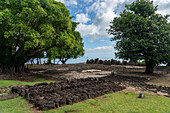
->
[0,0,76,73]
[47,21,84,64]
[108,0,170,74]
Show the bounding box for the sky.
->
[56,0,170,60]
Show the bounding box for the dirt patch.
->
[82,69,102,72]
[1,64,169,83]
[91,104,98,107]
[121,87,169,97]
[0,94,18,101]
[28,103,43,113]
[146,74,170,87]
[24,64,168,80]
[65,109,79,113]
[95,96,107,100]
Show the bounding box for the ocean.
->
[26,56,119,64]
[26,57,166,66]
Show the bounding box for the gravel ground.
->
[0,63,169,100]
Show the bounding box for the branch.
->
[14,40,26,59]
[24,44,61,63]
[27,44,61,57]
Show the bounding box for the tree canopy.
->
[107,0,170,74]
[0,0,84,73]
[46,22,84,64]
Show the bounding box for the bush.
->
[137,62,145,66]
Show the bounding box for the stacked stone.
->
[116,61,121,65]
[87,58,100,64]
[109,75,170,97]
[111,59,117,65]
[86,58,142,66]
[12,77,125,111]
[103,60,110,65]
[122,61,127,65]
[0,86,17,101]
[127,61,136,65]
[86,59,95,64]
[99,60,103,64]
[11,75,170,111]
[86,59,124,65]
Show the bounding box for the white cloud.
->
[76,0,170,41]
[86,46,114,52]
[83,0,93,3]
[76,0,132,41]
[153,0,170,22]
[76,23,100,41]
[56,0,77,6]
[100,40,105,42]
[76,13,91,23]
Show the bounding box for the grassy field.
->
[0,97,31,113]
[0,91,170,113]
[0,78,55,87]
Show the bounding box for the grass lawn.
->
[0,78,55,87]
[0,92,170,113]
[0,97,31,113]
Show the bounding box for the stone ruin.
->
[12,76,125,111]
[86,58,145,66]
[10,75,170,111]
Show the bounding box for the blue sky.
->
[57,0,170,59]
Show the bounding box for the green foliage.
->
[108,0,170,73]
[46,22,84,64]
[0,0,79,72]
[137,61,146,66]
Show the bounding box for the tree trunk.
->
[61,58,68,64]
[145,60,155,74]
[10,63,15,74]
[37,58,39,64]
[31,58,33,65]
[40,58,41,65]
[9,62,25,74]
[31,58,35,64]
[61,60,66,64]
[54,58,55,65]
[57,60,59,64]
[47,58,52,64]
[16,64,25,73]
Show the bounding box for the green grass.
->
[45,92,170,113]
[1,92,170,113]
[0,78,55,87]
[0,97,31,113]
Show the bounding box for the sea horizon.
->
[26,56,120,65]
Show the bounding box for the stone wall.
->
[12,77,125,111]
[11,75,170,111]
[86,58,145,66]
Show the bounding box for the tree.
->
[57,31,84,64]
[0,0,75,73]
[107,0,170,74]
[32,51,45,65]
[46,21,84,64]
